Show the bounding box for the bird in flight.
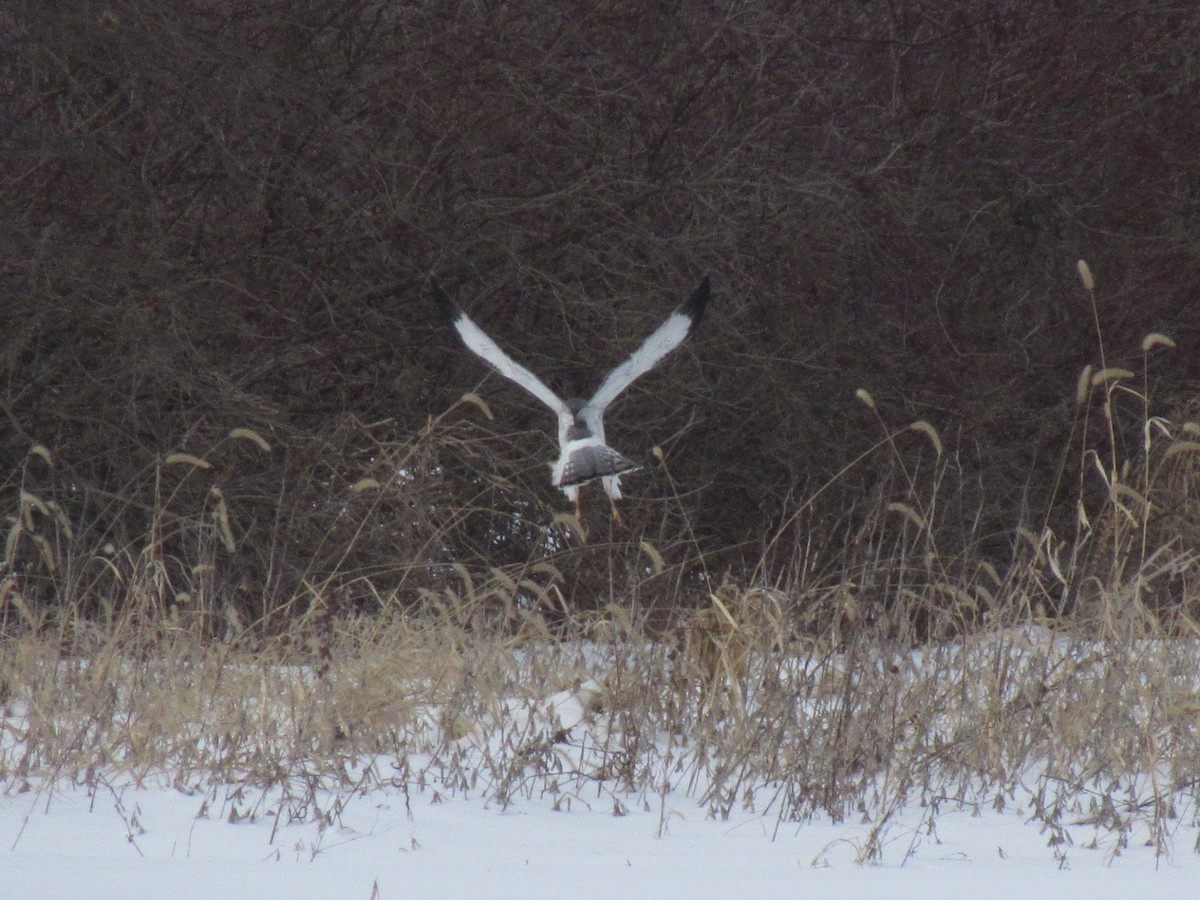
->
[433,276,710,524]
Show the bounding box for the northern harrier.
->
[433,276,710,522]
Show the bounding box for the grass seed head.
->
[1091,367,1134,386]
[165,452,213,470]
[640,540,665,575]
[1075,364,1093,404]
[229,427,272,453]
[458,392,494,420]
[1077,259,1095,291]
[908,419,943,457]
[1140,332,1176,353]
[28,445,54,467]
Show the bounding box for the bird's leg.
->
[574,493,584,525]
[609,496,623,525]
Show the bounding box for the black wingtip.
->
[429,275,461,323]
[679,274,711,330]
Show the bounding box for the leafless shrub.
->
[4,1,1199,618]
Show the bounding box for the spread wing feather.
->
[579,276,710,432]
[432,279,573,426]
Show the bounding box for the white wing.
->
[432,280,573,428]
[579,276,710,431]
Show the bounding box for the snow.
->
[4,776,1199,899]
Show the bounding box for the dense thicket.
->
[3,1,1199,624]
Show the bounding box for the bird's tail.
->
[556,445,640,488]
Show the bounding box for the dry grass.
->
[3,587,1200,864]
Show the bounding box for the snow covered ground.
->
[4,776,1199,899]
[6,625,1200,897]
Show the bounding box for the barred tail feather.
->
[556,445,640,488]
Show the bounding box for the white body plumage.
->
[433,276,710,520]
